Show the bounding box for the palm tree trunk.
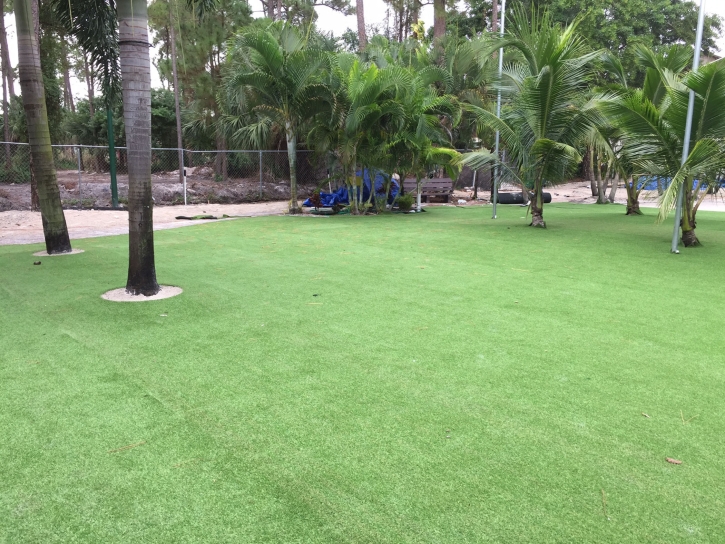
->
[530,177,545,227]
[61,36,75,113]
[169,12,185,188]
[491,0,498,32]
[607,173,618,203]
[118,0,159,295]
[285,122,301,214]
[625,177,642,215]
[586,146,597,196]
[14,0,72,253]
[681,186,699,247]
[0,17,15,96]
[3,52,10,171]
[356,0,367,50]
[433,0,445,39]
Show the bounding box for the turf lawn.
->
[1,203,725,543]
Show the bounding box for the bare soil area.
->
[0,166,314,211]
[0,201,289,246]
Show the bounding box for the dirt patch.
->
[1,201,290,246]
[101,286,183,302]
[1,168,314,211]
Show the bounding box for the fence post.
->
[259,150,263,200]
[77,145,82,210]
[107,109,119,208]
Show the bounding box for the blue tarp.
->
[635,177,725,191]
[303,169,400,207]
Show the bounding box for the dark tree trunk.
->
[530,182,546,227]
[608,173,618,203]
[61,36,74,113]
[2,51,10,171]
[119,0,159,295]
[15,0,71,252]
[681,190,699,247]
[0,18,14,96]
[491,0,498,32]
[357,0,367,49]
[626,200,641,215]
[433,0,445,50]
[585,146,597,196]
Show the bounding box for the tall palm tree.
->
[599,57,725,246]
[117,0,158,294]
[54,0,216,293]
[225,23,331,214]
[463,7,599,227]
[14,0,72,253]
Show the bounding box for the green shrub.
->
[397,193,414,211]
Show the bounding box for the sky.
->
[2,0,725,100]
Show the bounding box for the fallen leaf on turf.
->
[642,413,650,418]
[666,457,682,465]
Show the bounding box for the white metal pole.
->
[182,149,187,206]
[77,146,82,209]
[492,0,505,219]
[671,0,706,253]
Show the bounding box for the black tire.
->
[495,192,552,204]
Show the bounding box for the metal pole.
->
[107,108,118,208]
[169,19,185,191]
[77,145,82,209]
[182,150,187,205]
[671,0,706,253]
[492,0,505,219]
[259,150,263,200]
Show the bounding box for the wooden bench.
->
[402,178,454,203]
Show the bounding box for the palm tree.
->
[599,45,692,215]
[387,65,461,211]
[117,0,159,294]
[14,0,72,253]
[307,54,410,213]
[54,0,217,293]
[463,7,599,227]
[599,57,725,246]
[225,23,331,214]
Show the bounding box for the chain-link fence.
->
[0,142,327,208]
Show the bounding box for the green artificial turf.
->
[2,204,725,543]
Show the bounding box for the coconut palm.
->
[463,7,600,227]
[14,0,72,254]
[225,23,332,214]
[599,57,725,246]
[599,45,692,215]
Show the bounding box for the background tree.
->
[600,58,725,246]
[13,0,72,253]
[225,23,332,214]
[464,7,600,227]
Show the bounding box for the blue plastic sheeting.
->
[634,177,725,191]
[303,169,400,207]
